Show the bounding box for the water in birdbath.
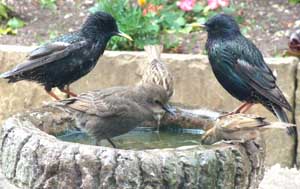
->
[56,126,205,150]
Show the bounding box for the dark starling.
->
[201,114,295,145]
[140,45,174,99]
[0,11,132,100]
[51,84,174,148]
[200,14,294,134]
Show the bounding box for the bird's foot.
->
[218,103,254,119]
[218,111,236,119]
[60,87,78,97]
[46,90,61,100]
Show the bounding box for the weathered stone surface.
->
[294,63,300,167]
[0,45,297,168]
[262,130,296,168]
[0,170,18,189]
[0,109,265,188]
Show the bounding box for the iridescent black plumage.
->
[0,11,132,100]
[203,14,294,134]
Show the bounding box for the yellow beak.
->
[190,23,206,28]
[116,31,133,41]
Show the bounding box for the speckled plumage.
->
[51,84,170,146]
[201,114,295,145]
[204,14,292,130]
[0,11,129,99]
[140,45,174,100]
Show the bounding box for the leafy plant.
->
[289,0,300,4]
[89,0,243,52]
[0,2,25,36]
[39,0,57,10]
[90,0,193,51]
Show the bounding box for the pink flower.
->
[176,0,196,12]
[208,0,230,10]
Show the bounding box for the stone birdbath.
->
[0,105,266,189]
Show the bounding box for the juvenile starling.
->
[201,14,293,134]
[201,114,295,145]
[0,11,132,100]
[51,84,174,148]
[140,45,174,99]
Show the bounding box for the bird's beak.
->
[191,23,206,29]
[162,104,176,116]
[116,31,133,41]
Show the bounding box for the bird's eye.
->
[154,99,161,105]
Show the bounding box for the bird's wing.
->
[2,40,88,77]
[218,115,268,132]
[218,46,291,111]
[58,89,128,117]
[235,59,292,110]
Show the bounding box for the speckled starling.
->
[51,84,174,148]
[139,45,174,100]
[201,114,295,145]
[200,14,294,134]
[0,11,132,100]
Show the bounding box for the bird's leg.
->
[219,102,249,118]
[232,102,250,114]
[46,89,61,100]
[106,138,117,148]
[59,85,77,97]
[239,103,254,113]
[66,85,70,98]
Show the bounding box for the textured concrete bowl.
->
[0,109,265,189]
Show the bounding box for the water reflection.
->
[57,126,205,150]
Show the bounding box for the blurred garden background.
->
[0,0,300,56]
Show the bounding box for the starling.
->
[201,114,295,145]
[51,84,174,148]
[0,11,132,100]
[140,45,174,99]
[200,14,294,134]
[138,45,174,132]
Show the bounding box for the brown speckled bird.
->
[51,84,174,148]
[201,114,295,145]
[140,45,174,99]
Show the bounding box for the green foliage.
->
[0,2,25,36]
[89,0,242,52]
[289,0,300,4]
[39,0,57,10]
[7,17,25,29]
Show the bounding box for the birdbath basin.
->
[0,106,265,188]
[57,126,205,150]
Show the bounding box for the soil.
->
[0,0,300,57]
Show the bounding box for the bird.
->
[139,44,174,99]
[287,29,300,57]
[201,113,295,145]
[199,14,294,134]
[138,45,174,132]
[50,84,174,148]
[0,11,132,100]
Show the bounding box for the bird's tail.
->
[144,45,163,62]
[260,122,296,130]
[272,104,296,136]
